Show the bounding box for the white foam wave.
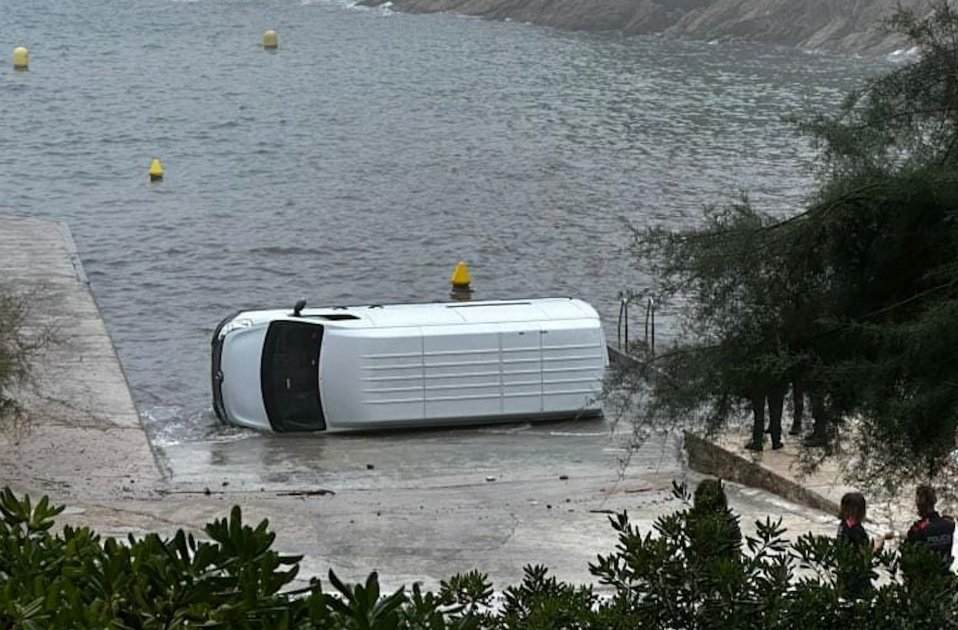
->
[478,422,532,434]
[143,404,255,447]
[886,46,921,63]
[301,0,394,14]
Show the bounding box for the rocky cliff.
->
[361,0,945,53]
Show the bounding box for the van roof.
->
[288,297,600,328]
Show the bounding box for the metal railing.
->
[616,291,655,357]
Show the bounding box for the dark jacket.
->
[835,519,873,598]
[906,511,955,572]
[837,520,869,547]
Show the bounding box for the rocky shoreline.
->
[360,0,941,53]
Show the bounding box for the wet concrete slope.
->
[0,215,163,496]
[160,421,689,587]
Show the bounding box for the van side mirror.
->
[292,299,307,317]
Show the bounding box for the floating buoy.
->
[13,47,28,70]
[449,261,473,301]
[450,261,472,287]
[149,158,164,182]
[262,30,278,49]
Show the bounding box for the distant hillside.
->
[361,0,947,53]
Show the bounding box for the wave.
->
[478,422,532,434]
[301,0,394,14]
[886,46,920,63]
[143,404,255,447]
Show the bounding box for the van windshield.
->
[261,321,326,431]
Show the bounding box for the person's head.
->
[916,485,937,519]
[840,492,867,524]
[693,479,728,514]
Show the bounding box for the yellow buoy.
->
[262,30,278,49]
[450,261,473,301]
[149,158,164,182]
[450,261,472,288]
[13,47,28,70]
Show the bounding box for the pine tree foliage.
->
[623,2,958,484]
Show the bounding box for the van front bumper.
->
[210,311,241,423]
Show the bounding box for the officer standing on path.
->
[904,485,956,574]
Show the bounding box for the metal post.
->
[623,299,629,353]
[649,298,655,357]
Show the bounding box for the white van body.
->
[211,298,607,432]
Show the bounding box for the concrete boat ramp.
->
[0,215,838,589]
[0,216,161,495]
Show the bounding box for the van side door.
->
[540,320,605,413]
[423,324,501,419]
[500,324,542,415]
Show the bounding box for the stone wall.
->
[684,431,840,516]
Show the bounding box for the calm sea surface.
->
[0,0,879,445]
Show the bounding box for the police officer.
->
[905,485,955,574]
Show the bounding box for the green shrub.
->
[1,484,956,629]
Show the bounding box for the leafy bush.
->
[1,484,956,628]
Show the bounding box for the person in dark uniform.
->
[905,485,955,574]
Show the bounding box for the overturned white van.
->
[211,298,608,432]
